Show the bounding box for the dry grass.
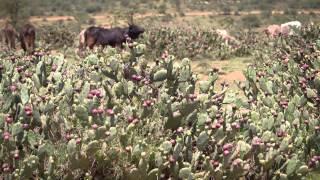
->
[190,56,252,91]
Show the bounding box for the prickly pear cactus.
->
[0,25,320,180]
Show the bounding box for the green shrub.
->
[241,15,261,28]
[85,5,102,14]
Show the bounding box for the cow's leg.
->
[78,43,86,57]
[121,43,125,49]
[117,45,124,51]
[5,34,9,47]
[30,36,35,54]
[77,44,84,57]
[7,37,11,49]
[113,42,122,50]
[78,40,84,53]
[32,32,36,54]
[27,41,32,54]
[25,37,31,54]
[28,41,34,54]
[10,35,15,49]
[25,36,34,54]
[8,37,14,50]
[20,37,27,53]
[88,44,95,50]
[86,36,96,50]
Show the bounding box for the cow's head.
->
[263,28,270,36]
[127,23,145,39]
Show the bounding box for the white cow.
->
[216,29,237,45]
[281,21,302,28]
[280,21,302,36]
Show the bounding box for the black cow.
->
[19,23,36,54]
[84,24,145,49]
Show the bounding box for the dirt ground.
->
[192,57,248,78]
[190,58,248,90]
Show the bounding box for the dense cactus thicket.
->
[37,24,77,49]
[0,25,320,180]
[142,27,259,60]
[37,24,260,60]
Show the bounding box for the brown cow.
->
[263,25,281,38]
[19,23,36,54]
[2,23,18,49]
